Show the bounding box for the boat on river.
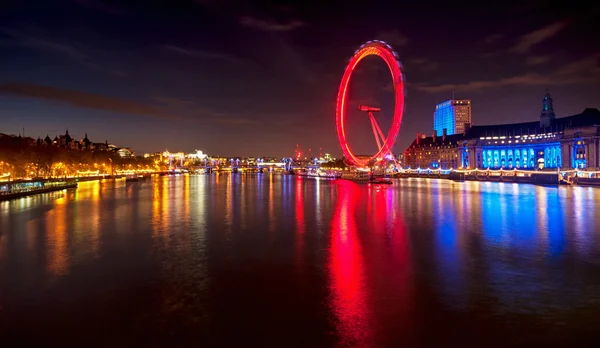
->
[298,169,341,179]
[369,177,393,185]
[341,172,370,181]
[126,175,149,182]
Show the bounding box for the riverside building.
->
[433,99,472,136]
[404,93,600,170]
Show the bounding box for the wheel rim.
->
[335,41,405,167]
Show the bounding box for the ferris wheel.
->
[335,40,405,167]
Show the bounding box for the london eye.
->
[335,40,405,167]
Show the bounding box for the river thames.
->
[1,174,600,346]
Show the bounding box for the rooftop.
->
[409,108,600,148]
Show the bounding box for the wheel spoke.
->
[369,115,384,150]
[368,112,390,154]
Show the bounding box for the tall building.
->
[433,99,472,136]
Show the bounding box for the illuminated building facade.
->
[116,148,134,158]
[405,93,600,170]
[186,150,207,161]
[433,99,471,136]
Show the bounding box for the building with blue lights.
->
[433,99,471,136]
[405,93,600,170]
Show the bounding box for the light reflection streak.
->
[173,175,183,228]
[328,181,371,346]
[315,178,321,225]
[240,175,247,230]
[385,184,414,341]
[545,188,565,256]
[572,186,587,255]
[224,175,233,246]
[433,184,467,310]
[268,173,275,232]
[295,177,305,272]
[584,187,598,234]
[184,174,190,231]
[225,174,232,227]
[152,179,161,237]
[196,175,207,233]
[161,178,170,239]
[85,181,101,258]
[481,183,508,245]
[47,196,69,276]
[536,187,549,248]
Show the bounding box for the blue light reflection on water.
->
[543,188,566,257]
[481,183,548,315]
[432,182,468,311]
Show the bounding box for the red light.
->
[335,41,405,166]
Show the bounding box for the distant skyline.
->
[1,0,599,156]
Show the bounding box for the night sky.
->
[1,0,599,157]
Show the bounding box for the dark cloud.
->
[510,20,571,54]
[414,74,553,93]
[153,96,259,125]
[414,54,600,93]
[160,45,244,64]
[480,33,504,45]
[0,83,177,119]
[240,16,305,32]
[2,28,92,63]
[525,55,551,65]
[1,28,126,76]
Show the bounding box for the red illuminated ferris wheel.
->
[335,40,405,166]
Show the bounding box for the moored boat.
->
[126,175,143,182]
[368,177,393,184]
[341,172,370,181]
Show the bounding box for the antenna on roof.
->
[452,90,455,100]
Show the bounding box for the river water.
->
[1,174,600,346]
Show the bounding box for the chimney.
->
[433,130,437,142]
[442,128,447,142]
[416,132,420,145]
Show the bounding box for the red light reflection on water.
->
[329,181,414,346]
[295,177,306,272]
[295,177,305,234]
[328,181,372,346]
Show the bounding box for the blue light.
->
[480,142,562,169]
[433,100,456,136]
